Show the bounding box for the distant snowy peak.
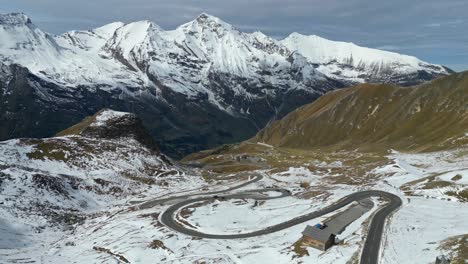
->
[0,12,32,25]
[57,22,124,51]
[249,31,290,56]
[181,13,234,32]
[0,13,64,73]
[0,13,57,50]
[281,32,450,82]
[174,13,239,43]
[282,32,421,66]
[104,20,161,53]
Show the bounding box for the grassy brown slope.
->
[256,71,468,152]
[56,111,101,137]
[439,234,468,264]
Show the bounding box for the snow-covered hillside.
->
[0,110,205,262]
[3,141,466,263]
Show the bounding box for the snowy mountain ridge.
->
[0,12,452,157]
[281,32,450,83]
[282,32,422,68]
[0,12,449,95]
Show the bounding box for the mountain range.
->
[0,12,452,158]
[184,71,468,175]
[0,12,467,264]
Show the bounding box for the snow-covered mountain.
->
[281,33,452,85]
[0,12,451,158]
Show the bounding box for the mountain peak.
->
[101,19,161,63]
[286,32,334,43]
[57,109,159,151]
[280,32,450,81]
[181,12,233,31]
[123,19,161,32]
[288,32,304,38]
[0,13,32,25]
[195,12,222,23]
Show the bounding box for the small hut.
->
[301,225,335,251]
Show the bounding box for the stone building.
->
[301,225,335,251]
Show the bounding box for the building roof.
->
[302,225,333,243]
[325,198,373,234]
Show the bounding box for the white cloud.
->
[424,19,464,28]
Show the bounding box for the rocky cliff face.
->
[57,109,160,152]
[0,13,451,158]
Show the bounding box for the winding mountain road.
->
[156,176,402,264]
[137,174,263,209]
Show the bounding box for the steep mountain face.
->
[0,12,451,158]
[281,33,453,86]
[255,71,468,152]
[57,109,160,151]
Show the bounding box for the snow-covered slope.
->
[3,136,466,263]
[0,12,451,158]
[0,13,147,88]
[0,109,202,261]
[281,33,451,84]
[0,13,64,73]
[57,22,124,52]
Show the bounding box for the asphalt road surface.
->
[137,174,263,209]
[156,177,402,264]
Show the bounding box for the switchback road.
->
[157,177,402,264]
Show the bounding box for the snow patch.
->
[91,109,130,127]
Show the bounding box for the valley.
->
[1,76,467,263]
[0,10,467,264]
[3,142,466,263]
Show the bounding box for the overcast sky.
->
[1,0,467,71]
